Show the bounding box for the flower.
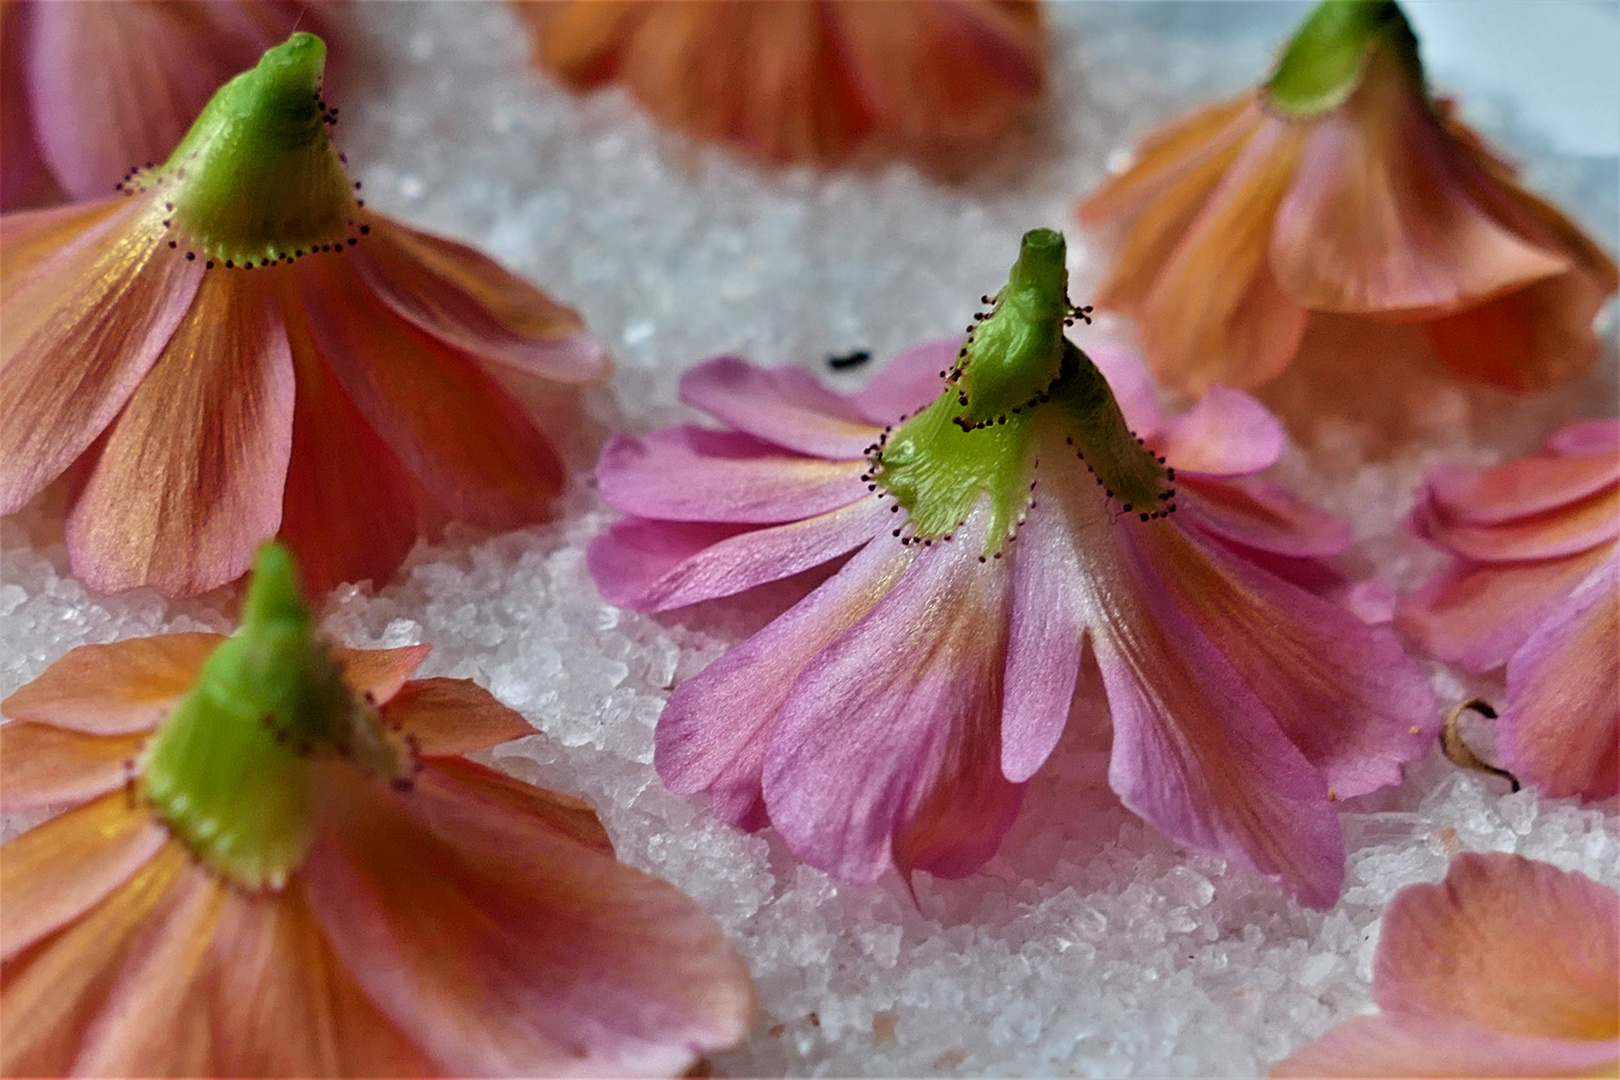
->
[1,0,331,210]
[1399,419,1618,800]
[0,33,610,598]
[0,542,754,1077]
[589,228,1437,907]
[518,0,1046,172]
[1075,0,1618,397]
[1272,852,1619,1077]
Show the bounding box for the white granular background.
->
[3,3,1616,1076]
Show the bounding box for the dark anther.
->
[168,240,177,248]
[205,260,214,268]
[185,252,195,261]
[1139,512,1150,522]
[224,260,234,268]
[359,224,371,234]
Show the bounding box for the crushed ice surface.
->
[3,3,1617,1076]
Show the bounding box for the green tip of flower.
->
[140,542,404,890]
[1267,0,1422,117]
[152,32,356,267]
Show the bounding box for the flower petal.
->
[1078,92,1255,224]
[597,427,869,523]
[656,534,912,829]
[0,790,170,961]
[1497,554,1619,799]
[1002,498,1085,784]
[412,755,614,856]
[1,632,223,735]
[0,199,123,295]
[296,255,563,528]
[304,761,754,1078]
[589,497,887,612]
[0,720,145,811]
[762,503,1026,882]
[1423,440,1620,528]
[379,678,536,758]
[1153,385,1285,477]
[680,356,882,459]
[1548,418,1620,460]
[331,643,434,708]
[64,267,296,596]
[349,217,610,384]
[1179,477,1352,560]
[1082,333,1164,437]
[0,206,204,513]
[1375,852,1620,1040]
[1415,484,1618,562]
[1272,1013,1620,1078]
[1426,269,1612,393]
[852,338,959,425]
[0,841,188,1078]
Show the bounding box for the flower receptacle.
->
[1266,0,1424,118]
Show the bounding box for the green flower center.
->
[1266,0,1424,118]
[139,544,407,890]
[870,229,1174,552]
[127,33,360,268]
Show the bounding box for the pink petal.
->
[0,721,145,811]
[1414,484,1617,562]
[64,268,296,597]
[680,356,882,459]
[1082,333,1164,436]
[1153,385,1285,477]
[1424,447,1620,529]
[1,633,223,735]
[1548,418,1620,459]
[656,536,913,830]
[304,761,754,1078]
[1497,553,1620,799]
[596,427,869,523]
[0,207,205,513]
[588,497,887,612]
[851,338,959,425]
[0,3,55,212]
[762,503,1025,882]
[1272,1013,1620,1078]
[1179,477,1352,560]
[1376,853,1619,1040]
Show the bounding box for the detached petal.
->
[1,633,223,735]
[1273,1013,1620,1078]
[680,356,881,459]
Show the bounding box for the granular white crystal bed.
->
[2,3,1615,1076]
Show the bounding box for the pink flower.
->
[0,543,754,1077]
[1400,420,1618,800]
[590,229,1436,908]
[1273,852,1619,1077]
[1,1,334,210]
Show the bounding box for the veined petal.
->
[378,678,536,758]
[655,535,912,829]
[0,721,145,811]
[0,199,124,295]
[1153,385,1285,477]
[65,267,296,596]
[853,338,959,425]
[0,841,188,1078]
[763,502,1025,882]
[331,643,434,708]
[589,497,887,612]
[1078,93,1256,224]
[1179,477,1352,560]
[1415,484,1618,562]
[1423,440,1620,528]
[1497,554,1620,799]
[1002,498,1085,783]
[1273,1013,1620,1078]
[349,217,610,384]
[597,427,869,523]
[0,791,169,961]
[296,255,563,528]
[680,356,882,459]
[0,632,223,735]
[1271,49,1567,315]
[1375,853,1620,1040]
[0,203,204,513]
[304,761,753,1078]
[415,756,613,855]
[1139,117,1310,393]
[1427,268,1612,392]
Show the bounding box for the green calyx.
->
[138,33,357,267]
[139,543,404,890]
[870,229,1172,551]
[1266,0,1423,118]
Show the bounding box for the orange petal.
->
[1270,49,1567,315]
[379,677,537,758]
[1078,91,1256,224]
[294,254,564,528]
[0,790,170,961]
[303,761,753,1076]
[1426,268,1612,392]
[0,840,186,1078]
[276,294,424,597]
[349,217,610,385]
[524,0,645,88]
[1418,484,1618,562]
[0,720,145,811]
[1,632,223,734]
[1426,446,1620,528]
[0,201,205,513]
[1273,1012,1620,1078]
[1139,117,1311,393]
[0,199,124,296]
[417,755,613,856]
[331,643,433,708]
[1376,852,1620,1041]
[64,267,295,596]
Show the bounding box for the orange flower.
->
[519,0,1046,172]
[0,543,754,1077]
[1077,0,1617,397]
[0,32,610,598]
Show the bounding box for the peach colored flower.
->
[0,0,336,210]
[0,543,754,1077]
[1400,419,1618,800]
[1076,0,1617,396]
[1,33,609,598]
[1273,852,1619,1077]
[519,0,1046,172]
